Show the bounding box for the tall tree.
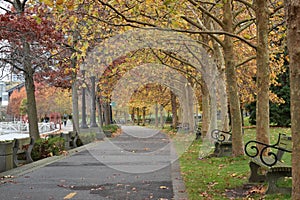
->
[0,1,62,139]
[285,0,300,198]
[222,0,244,156]
[253,0,270,151]
[39,0,115,132]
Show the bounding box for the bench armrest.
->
[244,134,292,167]
[211,129,232,142]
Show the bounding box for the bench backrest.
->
[274,133,292,161]
[211,129,232,142]
[245,133,292,167]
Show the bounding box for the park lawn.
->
[178,127,292,200]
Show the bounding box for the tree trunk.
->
[155,103,159,128]
[285,1,300,198]
[71,80,80,133]
[201,78,210,137]
[253,0,270,151]
[170,90,178,129]
[103,102,111,125]
[96,98,103,127]
[142,107,146,126]
[160,104,164,128]
[212,37,229,132]
[71,57,80,134]
[223,0,244,156]
[13,2,40,140]
[136,107,140,125]
[219,71,230,131]
[209,83,218,131]
[23,42,40,140]
[187,83,195,132]
[131,107,135,124]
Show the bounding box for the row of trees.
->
[7,83,72,121]
[1,0,300,198]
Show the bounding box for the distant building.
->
[0,81,25,107]
[0,82,7,106]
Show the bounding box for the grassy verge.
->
[178,127,292,200]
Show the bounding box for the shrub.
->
[102,124,119,132]
[31,137,65,161]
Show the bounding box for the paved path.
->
[0,126,187,200]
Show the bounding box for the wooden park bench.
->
[211,129,232,157]
[13,137,34,167]
[244,133,292,194]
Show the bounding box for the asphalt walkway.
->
[0,126,188,200]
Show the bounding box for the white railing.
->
[0,122,28,134]
[0,121,59,135]
[38,122,57,133]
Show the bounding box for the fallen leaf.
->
[159,186,168,189]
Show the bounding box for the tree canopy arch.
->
[110,63,195,130]
[82,28,220,134]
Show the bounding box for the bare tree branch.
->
[234,0,254,10]
[97,0,156,27]
[187,0,224,29]
[181,16,224,48]
[235,55,256,68]
[150,48,203,86]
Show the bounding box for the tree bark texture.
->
[219,71,230,131]
[12,1,40,139]
[201,78,210,137]
[103,102,111,125]
[212,38,230,131]
[71,80,80,133]
[285,1,300,198]
[96,97,103,126]
[170,90,178,129]
[142,107,146,126]
[160,105,164,128]
[223,0,244,156]
[253,0,270,150]
[23,42,40,140]
[155,103,159,127]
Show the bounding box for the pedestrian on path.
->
[63,114,68,127]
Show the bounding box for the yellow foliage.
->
[66,0,75,10]
[42,0,54,6]
[56,0,64,5]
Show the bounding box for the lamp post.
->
[80,70,88,129]
[90,75,98,127]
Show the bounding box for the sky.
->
[0,0,10,14]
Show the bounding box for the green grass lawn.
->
[178,127,292,200]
